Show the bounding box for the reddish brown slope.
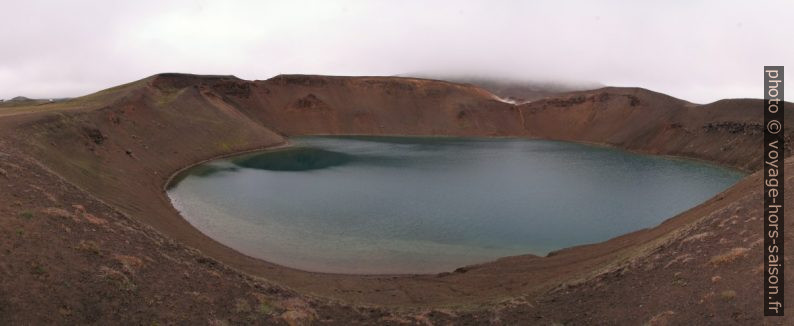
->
[166,74,783,172]
[209,74,523,136]
[517,89,773,171]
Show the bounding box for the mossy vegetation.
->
[18,210,34,219]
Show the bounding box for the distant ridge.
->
[400,74,603,103]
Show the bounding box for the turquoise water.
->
[167,137,744,274]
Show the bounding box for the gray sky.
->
[1,0,791,103]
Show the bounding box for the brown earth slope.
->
[0,73,792,325]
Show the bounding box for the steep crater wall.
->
[2,73,790,306]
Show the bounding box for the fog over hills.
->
[1,1,791,102]
[402,74,604,103]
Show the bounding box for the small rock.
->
[83,213,108,225]
[72,204,86,213]
[40,207,73,219]
[113,254,144,272]
[720,290,736,301]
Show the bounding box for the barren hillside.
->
[0,73,790,325]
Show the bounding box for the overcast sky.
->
[1,0,791,103]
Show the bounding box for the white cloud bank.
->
[1,0,792,103]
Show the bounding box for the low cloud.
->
[1,0,791,103]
